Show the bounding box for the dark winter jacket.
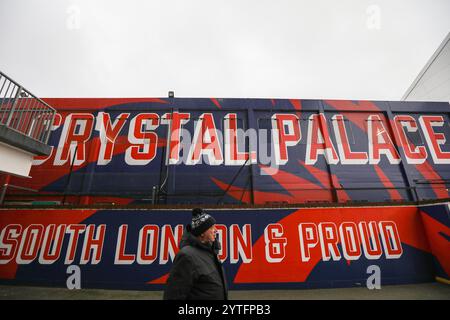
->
[163,226,228,300]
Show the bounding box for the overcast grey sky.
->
[0,0,449,100]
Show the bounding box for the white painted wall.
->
[0,142,33,177]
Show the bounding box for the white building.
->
[403,32,450,102]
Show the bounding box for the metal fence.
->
[0,71,56,144]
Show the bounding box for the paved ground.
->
[0,282,449,300]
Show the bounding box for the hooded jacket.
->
[163,225,228,300]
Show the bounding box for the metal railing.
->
[0,183,38,205]
[0,71,56,144]
[3,183,450,207]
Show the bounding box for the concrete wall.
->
[0,142,33,177]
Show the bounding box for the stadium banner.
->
[419,203,450,282]
[0,205,448,290]
[4,98,450,206]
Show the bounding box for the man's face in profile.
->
[201,224,217,243]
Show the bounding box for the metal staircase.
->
[0,70,57,204]
[0,71,56,146]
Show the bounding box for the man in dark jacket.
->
[163,208,228,300]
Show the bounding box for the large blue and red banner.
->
[2,98,450,205]
[419,203,450,282]
[1,204,448,289]
[1,98,449,289]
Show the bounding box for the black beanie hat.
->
[190,208,216,237]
